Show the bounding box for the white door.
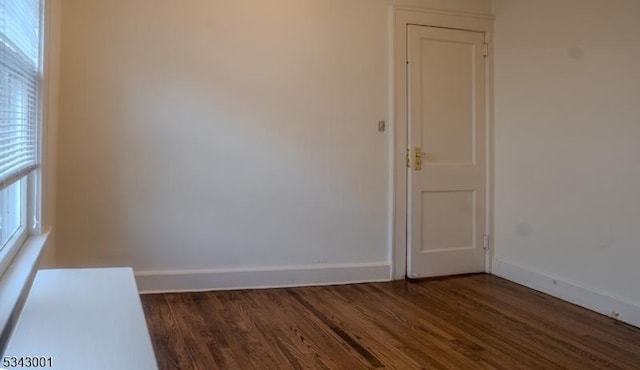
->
[407,25,486,278]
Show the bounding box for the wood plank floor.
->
[141,274,640,369]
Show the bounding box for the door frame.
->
[390,7,495,279]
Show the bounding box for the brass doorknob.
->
[414,147,424,171]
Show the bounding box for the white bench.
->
[4,268,157,370]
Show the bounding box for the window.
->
[0,0,42,275]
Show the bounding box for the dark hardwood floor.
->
[141,274,640,369]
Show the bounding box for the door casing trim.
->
[390,7,494,279]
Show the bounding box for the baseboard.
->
[135,262,391,294]
[492,258,640,328]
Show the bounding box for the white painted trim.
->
[391,7,494,279]
[392,6,494,21]
[0,233,49,354]
[493,258,640,328]
[38,0,61,267]
[136,262,391,294]
[385,5,397,283]
[485,31,496,274]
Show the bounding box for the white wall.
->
[58,0,387,272]
[493,0,640,320]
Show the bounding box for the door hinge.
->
[482,43,489,57]
[406,148,411,168]
[482,234,490,251]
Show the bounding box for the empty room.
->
[0,0,639,369]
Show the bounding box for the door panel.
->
[421,190,475,252]
[407,25,486,278]
[420,39,475,165]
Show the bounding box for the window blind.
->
[0,0,41,190]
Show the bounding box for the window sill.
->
[0,232,49,355]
